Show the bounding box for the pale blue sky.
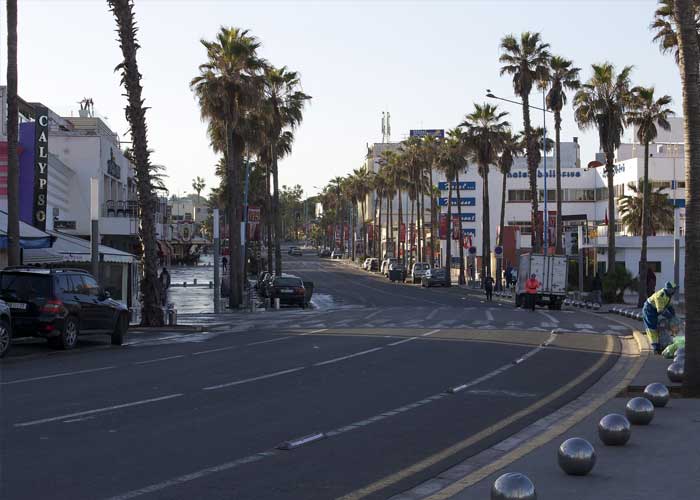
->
[0,0,680,199]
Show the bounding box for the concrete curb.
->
[387,331,644,500]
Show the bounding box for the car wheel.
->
[0,318,11,358]
[111,313,127,346]
[56,316,79,350]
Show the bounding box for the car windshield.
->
[432,269,446,277]
[274,277,303,287]
[417,264,429,270]
[0,273,52,300]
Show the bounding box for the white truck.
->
[515,253,568,310]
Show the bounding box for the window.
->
[274,277,303,287]
[648,261,662,273]
[508,190,531,202]
[55,275,74,295]
[78,275,101,296]
[0,273,52,299]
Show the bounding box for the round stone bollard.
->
[643,383,670,407]
[674,353,685,365]
[491,472,536,500]
[625,397,655,425]
[597,413,631,446]
[667,361,684,383]
[558,437,596,475]
[675,347,685,358]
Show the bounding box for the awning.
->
[23,231,136,264]
[0,210,54,249]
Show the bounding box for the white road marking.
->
[302,328,328,335]
[485,309,495,321]
[608,324,628,331]
[192,345,238,356]
[203,367,304,391]
[421,329,441,337]
[537,310,559,323]
[1,365,116,385]
[14,394,183,427]
[133,355,185,365]
[426,308,442,321]
[104,451,276,500]
[387,337,418,346]
[246,336,295,346]
[365,309,383,320]
[314,347,384,366]
[574,323,594,330]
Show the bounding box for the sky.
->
[0,0,682,200]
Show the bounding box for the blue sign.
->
[671,199,685,208]
[460,213,476,222]
[438,181,476,191]
[462,228,476,236]
[507,169,581,179]
[468,246,477,255]
[494,245,503,256]
[438,197,476,207]
[410,129,445,138]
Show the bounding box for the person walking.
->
[159,266,171,307]
[642,281,678,354]
[525,273,540,311]
[591,273,603,304]
[222,256,228,273]
[505,263,513,289]
[484,275,494,301]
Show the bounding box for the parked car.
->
[421,267,449,288]
[0,267,129,350]
[362,258,371,270]
[331,250,342,259]
[268,275,307,308]
[256,272,270,291]
[411,262,430,284]
[318,248,331,258]
[388,262,407,282]
[291,247,302,256]
[0,299,12,358]
[367,258,379,271]
[381,258,398,276]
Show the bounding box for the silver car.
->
[0,299,12,358]
[411,262,430,283]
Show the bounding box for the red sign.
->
[536,211,557,247]
[367,223,373,241]
[452,215,461,240]
[399,223,406,243]
[439,213,448,240]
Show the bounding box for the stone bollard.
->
[209,281,213,289]
[557,437,596,475]
[194,278,197,285]
[491,472,536,500]
[274,298,280,310]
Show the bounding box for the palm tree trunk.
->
[272,150,282,275]
[554,111,564,254]
[398,186,403,264]
[497,169,508,290]
[351,202,357,260]
[429,166,436,265]
[410,196,415,268]
[228,133,243,308]
[377,193,382,259]
[456,173,466,285]
[416,182,422,262]
[674,0,700,396]
[483,166,492,281]
[265,164,273,273]
[109,0,163,324]
[388,194,393,256]
[638,142,650,307]
[446,182,453,282]
[605,151,617,273]
[6,0,20,266]
[522,94,539,253]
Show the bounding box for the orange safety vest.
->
[525,278,540,294]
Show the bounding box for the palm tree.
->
[496,130,523,288]
[670,0,700,396]
[435,135,460,283]
[618,182,675,236]
[652,0,700,64]
[440,129,469,284]
[108,0,163,325]
[330,176,345,251]
[462,103,510,283]
[421,136,440,264]
[626,86,674,306]
[546,56,581,253]
[261,65,311,275]
[191,27,265,308]
[573,62,633,274]
[500,32,551,252]
[6,0,20,266]
[373,171,387,259]
[192,176,206,204]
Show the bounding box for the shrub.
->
[602,267,636,303]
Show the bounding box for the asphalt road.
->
[0,250,630,500]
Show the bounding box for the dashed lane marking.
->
[1,366,117,385]
[537,310,559,323]
[202,367,305,391]
[133,355,185,365]
[574,323,594,330]
[485,309,495,321]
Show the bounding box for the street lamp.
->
[486,89,552,252]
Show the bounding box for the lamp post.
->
[90,177,100,281]
[486,90,552,253]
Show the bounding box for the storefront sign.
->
[507,169,581,179]
[410,129,444,138]
[33,107,49,230]
[438,197,476,206]
[438,181,476,191]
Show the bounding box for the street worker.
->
[525,273,540,311]
[484,275,494,301]
[643,281,678,354]
[159,267,171,307]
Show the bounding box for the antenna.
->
[381,112,386,143]
[386,112,391,142]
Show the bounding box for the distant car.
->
[287,247,297,255]
[289,247,302,256]
[381,258,398,276]
[331,250,342,259]
[0,267,129,350]
[388,262,407,282]
[411,262,430,284]
[362,258,371,270]
[421,267,449,288]
[318,248,331,258]
[0,299,12,358]
[268,275,306,308]
[367,258,379,271]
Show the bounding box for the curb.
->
[384,330,644,500]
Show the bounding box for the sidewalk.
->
[445,340,698,499]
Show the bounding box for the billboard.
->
[410,129,445,138]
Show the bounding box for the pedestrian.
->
[642,281,678,354]
[591,273,603,305]
[159,266,171,307]
[505,263,513,289]
[222,256,228,273]
[510,268,518,291]
[525,273,540,311]
[484,275,494,301]
[646,266,656,298]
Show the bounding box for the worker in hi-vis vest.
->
[642,281,678,354]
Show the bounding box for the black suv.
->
[0,268,129,350]
[268,275,307,308]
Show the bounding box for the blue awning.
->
[0,210,54,249]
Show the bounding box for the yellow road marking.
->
[336,335,616,500]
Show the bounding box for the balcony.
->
[103,200,138,218]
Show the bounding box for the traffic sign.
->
[468,246,477,255]
[494,246,503,256]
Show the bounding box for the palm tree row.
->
[190,27,310,308]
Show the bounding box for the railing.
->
[103,200,138,218]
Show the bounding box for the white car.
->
[411,262,430,283]
[331,250,342,259]
[362,258,371,270]
[380,258,398,276]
